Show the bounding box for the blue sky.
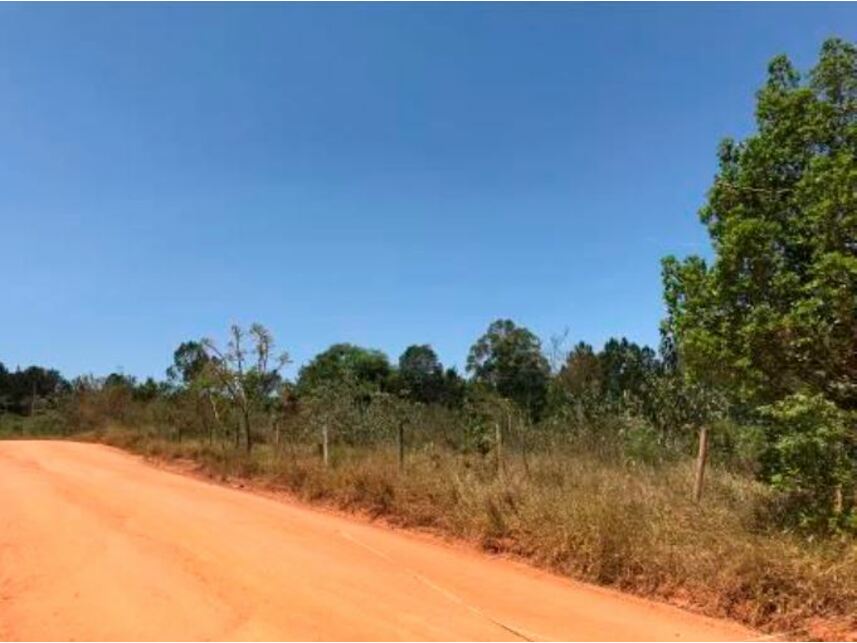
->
[1,3,853,380]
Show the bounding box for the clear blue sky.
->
[1,3,853,381]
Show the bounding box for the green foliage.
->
[550,338,663,433]
[299,376,366,447]
[133,377,161,402]
[639,374,727,437]
[396,344,444,403]
[459,387,513,455]
[600,338,659,404]
[0,410,67,437]
[555,342,602,405]
[758,393,856,531]
[0,362,68,415]
[659,38,857,529]
[395,344,466,407]
[662,38,857,410]
[297,343,391,397]
[619,416,672,466]
[466,319,550,419]
[166,341,210,385]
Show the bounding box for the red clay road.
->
[0,441,753,641]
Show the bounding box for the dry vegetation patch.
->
[89,426,857,640]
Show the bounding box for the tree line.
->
[0,321,668,448]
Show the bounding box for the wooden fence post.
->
[322,423,329,468]
[495,420,504,478]
[693,425,709,502]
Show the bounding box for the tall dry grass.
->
[89,425,857,639]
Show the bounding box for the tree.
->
[0,365,68,415]
[553,341,603,417]
[661,38,856,519]
[662,38,857,410]
[396,344,445,404]
[557,342,601,396]
[440,367,467,408]
[96,372,136,422]
[133,377,161,402]
[169,339,235,442]
[104,372,136,389]
[466,319,550,418]
[599,338,658,404]
[296,343,391,397]
[166,341,210,386]
[202,323,289,453]
[550,338,659,420]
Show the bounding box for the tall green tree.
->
[167,341,210,386]
[466,319,550,418]
[662,38,857,410]
[296,343,391,396]
[599,338,659,404]
[396,344,444,404]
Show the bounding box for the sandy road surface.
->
[0,441,752,641]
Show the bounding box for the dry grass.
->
[89,426,857,640]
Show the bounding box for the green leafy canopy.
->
[662,38,857,411]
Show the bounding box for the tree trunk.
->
[693,425,709,503]
[243,408,252,454]
[207,394,220,446]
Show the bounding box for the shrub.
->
[759,393,856,532]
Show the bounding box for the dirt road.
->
[0,441,752,641]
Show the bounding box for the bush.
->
[0,410,67,437]
[619,415,674,466]
[759,394,856,532]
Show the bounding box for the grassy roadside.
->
[69,426,857,641]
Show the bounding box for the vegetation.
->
[2,38,855,638]
[662,36,857,529]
